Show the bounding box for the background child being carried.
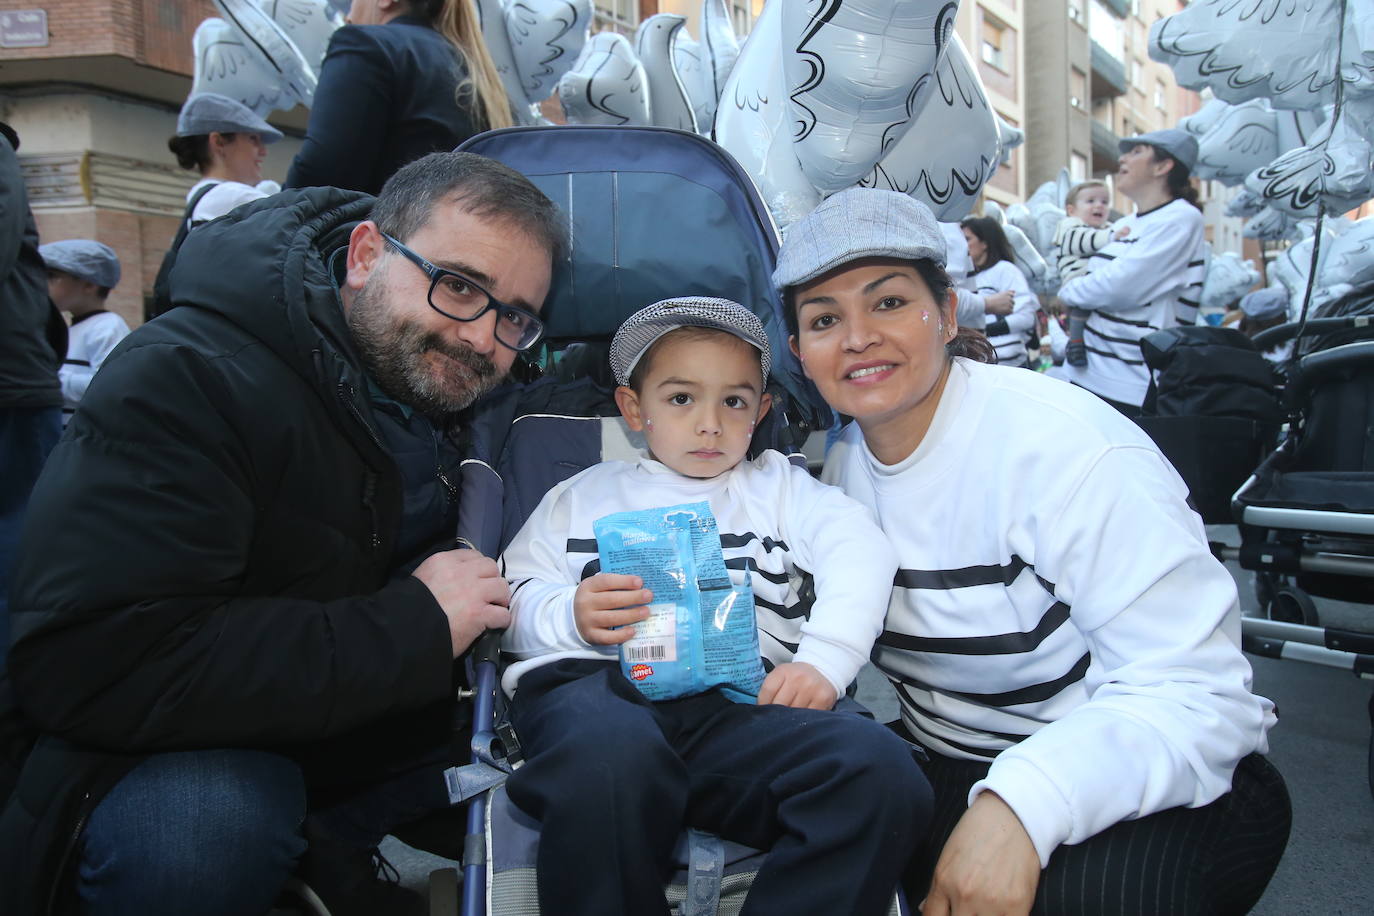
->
[1054,181,1130,367]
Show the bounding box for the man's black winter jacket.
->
[0,188,462,913]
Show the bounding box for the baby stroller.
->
[430,125,908,915]
[1195,307,1374,799]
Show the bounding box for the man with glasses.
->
[2,152,560,916]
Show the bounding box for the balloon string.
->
[1291,0,1349,357]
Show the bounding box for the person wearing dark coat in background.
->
[0,122,65,673]
[0,151,559,916]
[285,0,514,195]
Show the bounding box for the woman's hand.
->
[573,573,651,645]
[756,662,838,710]
[983,290,1015,315]
[921,791,1041,916]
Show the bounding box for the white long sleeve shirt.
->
[187,178,280,225]
[500,451,896,698]
[1057,198,1206,406]
[823,358,1275,866]
[966,260,1039,367]
[59,310,131,414]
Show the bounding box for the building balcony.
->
[1098,0,1130,17]
[1090,40,1128,98]
[1091,119,1123,172]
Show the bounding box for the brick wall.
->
[0,0,214,75]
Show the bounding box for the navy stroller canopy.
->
[457,125,826,429]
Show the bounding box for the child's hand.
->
[757,662,838,710]
[1114,224,1131,240]
[573,573,652,645]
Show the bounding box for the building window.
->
[593,0,637,33]
[1071,67,1087,109]
[981,16,1008,71]
[1154,79,1167,111]
[1090,0,1125,60]
[1131,58,1144,89]
[1071,152,1089,183]
[1131,0,1142,18]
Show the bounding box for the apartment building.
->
[1023,0,1250,256]
[957,0,1025,209]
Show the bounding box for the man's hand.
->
[921,791,1041,916]
[574,573,651,645]
[984,290,1015,315]
[756,662,837,710]
[413,550,512,658]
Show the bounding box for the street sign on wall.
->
[0,9,48,48]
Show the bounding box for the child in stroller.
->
[497,298,932,916]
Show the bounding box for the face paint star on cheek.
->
[922,310,930,324]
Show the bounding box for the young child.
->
[39,239,130,421]
[1054,181,1129,366]
[500,297,930,916]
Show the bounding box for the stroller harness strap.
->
[683,828,726,916]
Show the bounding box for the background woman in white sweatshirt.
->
[1057,128,1208,414]
[959,216,1040,368]
[775,187,1290,916]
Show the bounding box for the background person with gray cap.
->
[499,296,928,916]
[41,239,130,419]
[168,92,284,228]
[1056,127,1209,415]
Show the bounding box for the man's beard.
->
[346,275,505,420]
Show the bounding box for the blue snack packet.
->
[593,501,766,702]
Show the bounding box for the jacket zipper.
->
[337,381,385,550]
[434,428,458,504]
[46,791,92,915]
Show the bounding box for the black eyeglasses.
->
[380,231,545,352]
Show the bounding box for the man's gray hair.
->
[370,151,565,260]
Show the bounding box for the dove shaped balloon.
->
[1200,251,1261,313]
[1224,187,1267,219]
[256,0,343,75]
[995,114,1025,168]
[1244,106,1374,217]
[783,0,956,193]
[700,0,741,122]
[1194,99,1280,187]
[1179,97,1229,138]
[191,17,296,117]
[856,32,999,222]
[558,31,651,126]
[212,0,318,108]
[475,0,542,121]
[672,29,713,131]
[1148,0,1373,111]
[714,0,821,229]
[1312,217,1374,309]
[504,0,592,106]
[637,14,698,132]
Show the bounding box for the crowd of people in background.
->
[0,5,1301,911]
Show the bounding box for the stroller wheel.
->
[1267,586,1318,625]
